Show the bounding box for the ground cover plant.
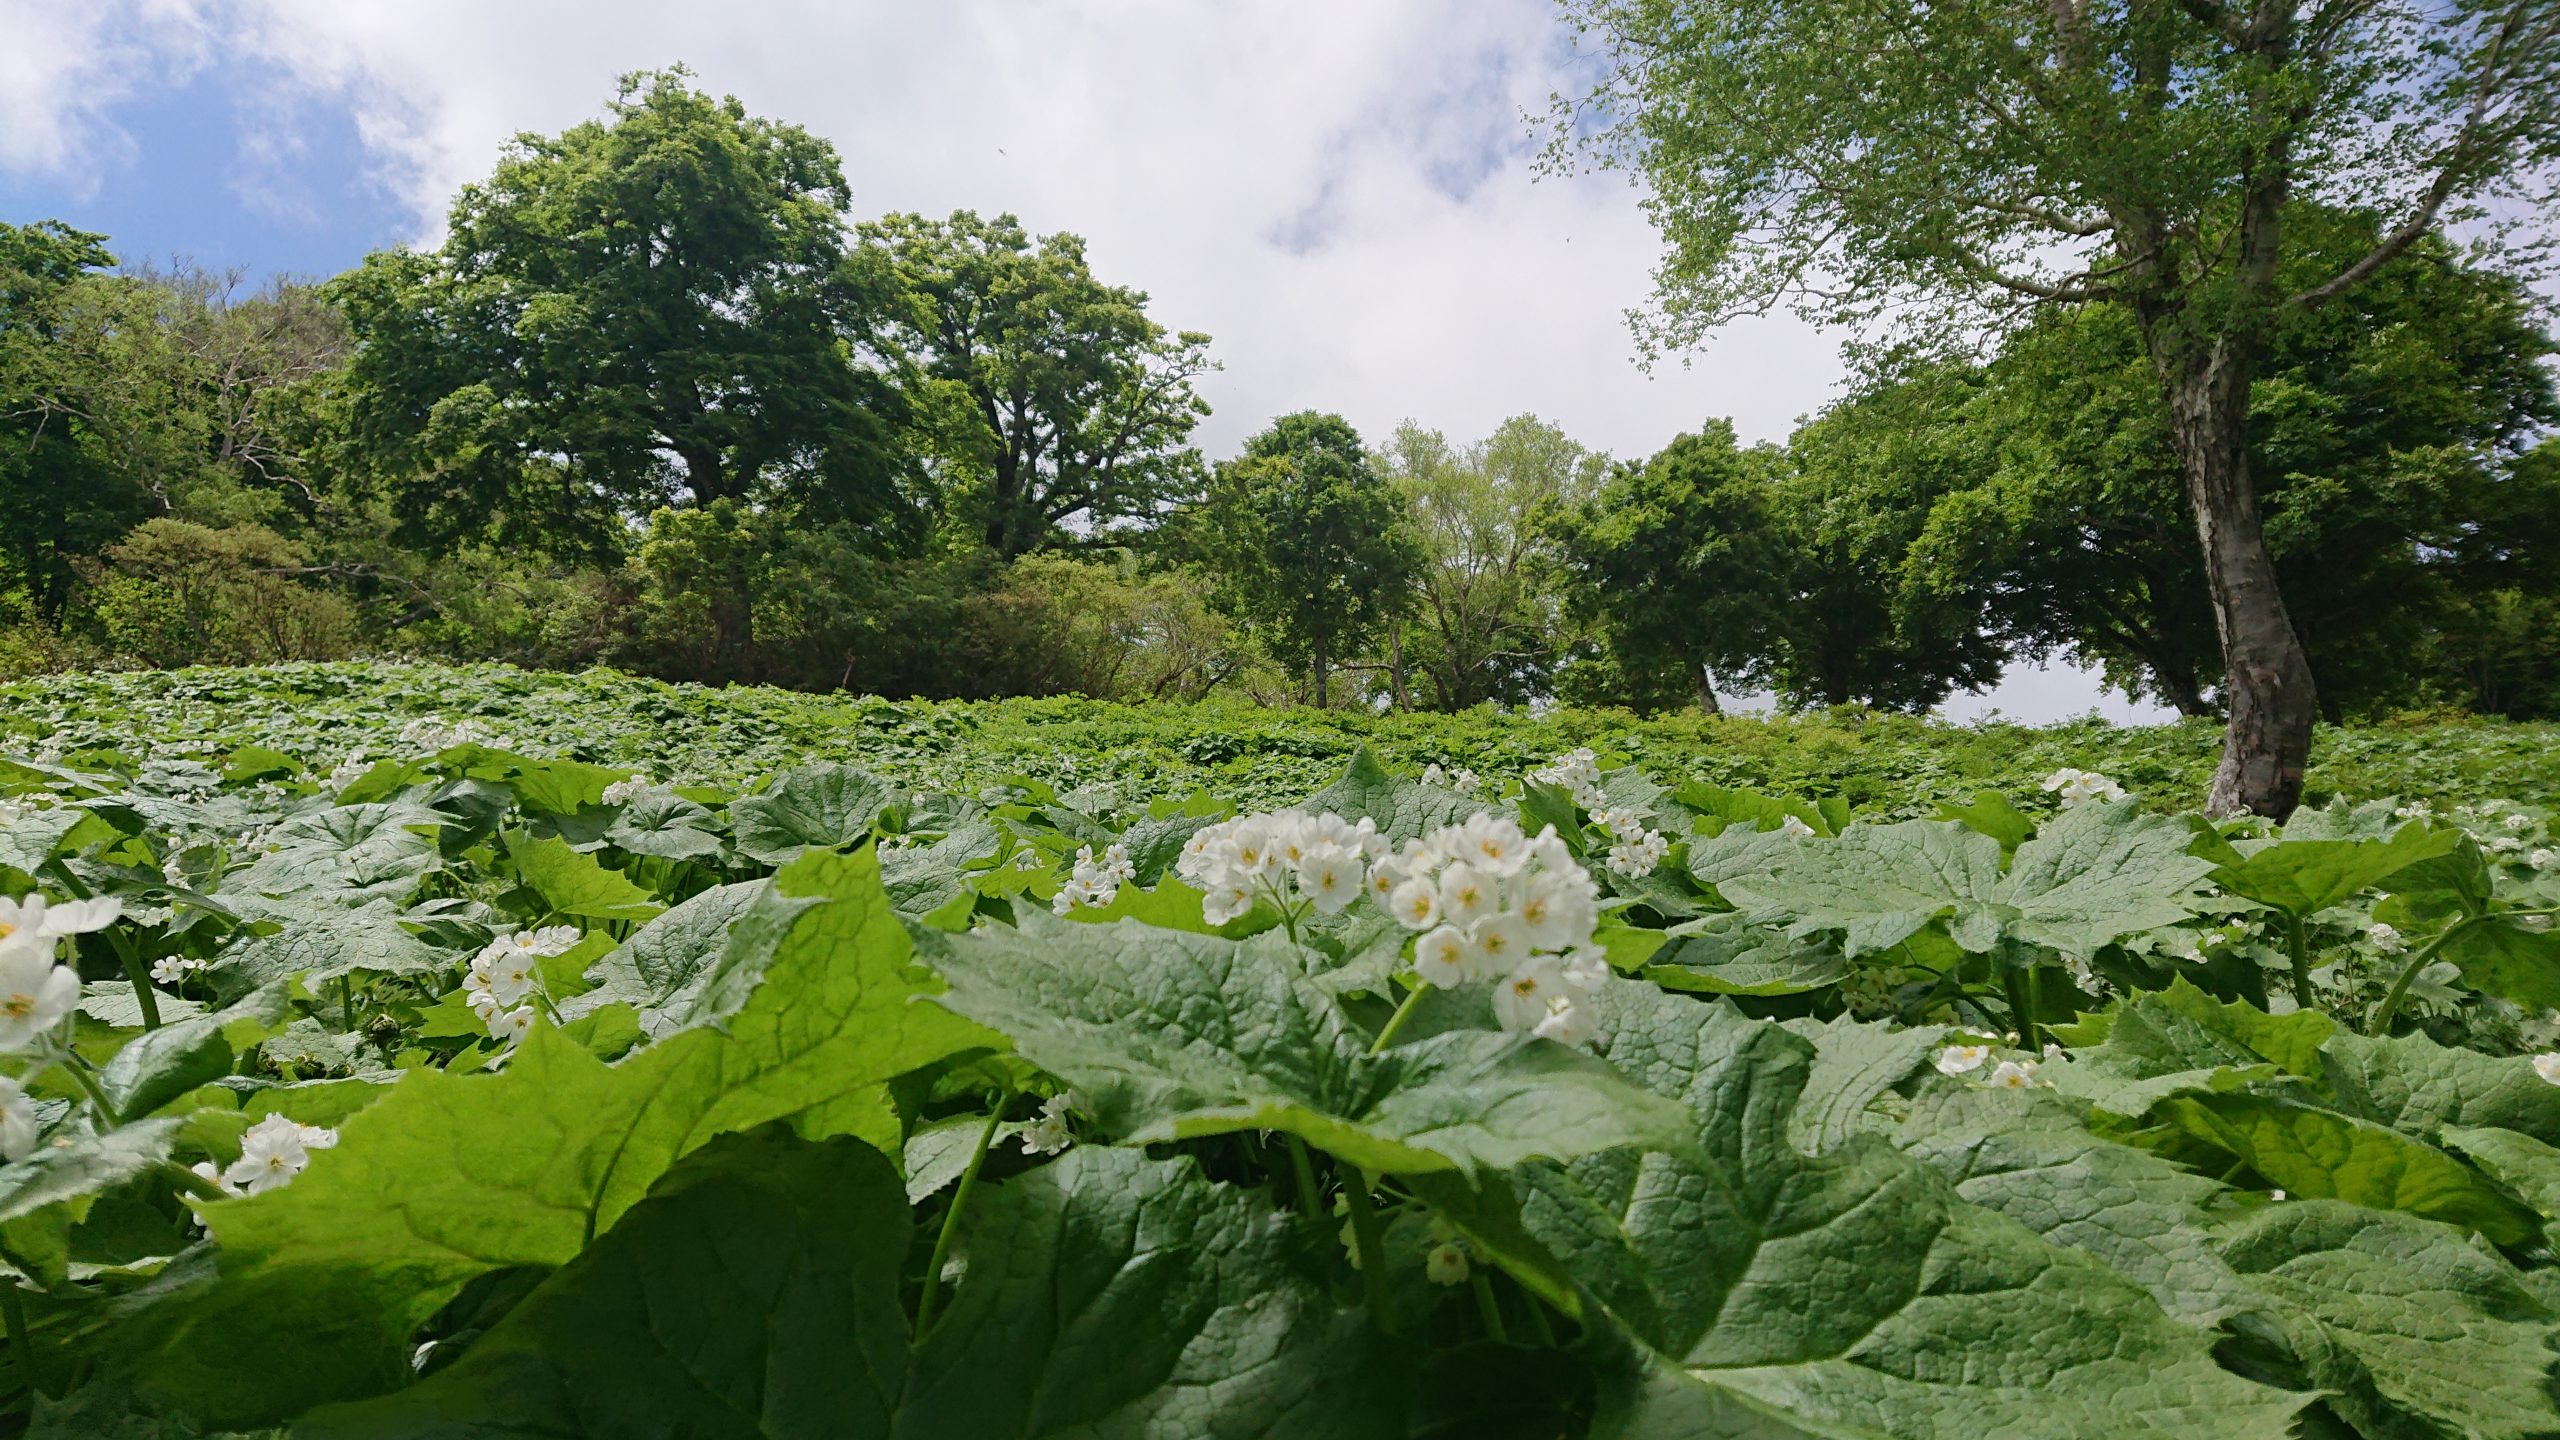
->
[2,682,2560,1435]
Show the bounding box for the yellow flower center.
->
[0,994,32,1020]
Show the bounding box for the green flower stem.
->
[1368,980,1431,1054]
[162,1161,229,1203]
[2282,912,2314,1010]
[338,974,357,1032]
[914,1099,1008,1341]
[3,1281,42,1398]
[43,862,158,1030]
[1469,1268,1508,1343]
[2001,965,2039,1053]
[49,1045,116,1125]
[1284,1134,1324,1217]
[2366,917,2485,1035]
[1343,1168,1396,1335]
[1520,1286,1560,1347]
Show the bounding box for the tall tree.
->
[1378,415,1599,709]
[1193,412,1418,704]
[0,223,189,618]
[327,68,911,561]
[1556,420,1785,712]
[1550,0,2560,816]
[1899,219,2559,718]
[865,210,1214,557]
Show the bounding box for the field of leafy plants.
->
[3,669,2560,1436]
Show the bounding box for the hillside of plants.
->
[3,701,2560,1436]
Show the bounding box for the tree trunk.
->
[1389,622,1409,711]
[2152,661,2214,719]
[1692,660,1722,715]
[2159,359,2315,818]
[1311,636,1329,709]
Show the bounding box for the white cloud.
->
[0,0,213,179]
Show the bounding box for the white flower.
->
[2366,922,2405,954]
[1424,1241,1470,1286]
[1606,828,1670,878]
[190,1159,242,1200]
[1468,913,1531,974]
[490,925,582,960]
[469,949,541,1011]
[1295,843,1365,915]
[1777,814,1816,838]
[1528,991,1597,1046]
[0,944,81,1053]
[2041,769,2127,806]
[1527,748,1604,807]
[2268,1189,2287,1202]
[1437,862,1496,930]
[2505,813,2535,833]
[226,1114,317,1194]
[1388,877,1441,931]
[2490,836,2524,854]
[150,955,208,987]
[1986,1059,2042,1090]
[0,893,122,956]
[1413,925,1472,988]
[1421,763,1447,787]
[1453,814,1532,877]
[2530,849,2556,870]
[0,1076,37,1161]
[486,1005,538,1048]
[1052,841,1137,914]
[1935,1044,1991,1075]
[1021,1091,1082,1155]
[2533,1053,2560,1087]
[1201,882,1254,927]
[1516,872,1596,951]
[600,775,649,806]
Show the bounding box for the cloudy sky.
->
[0,0,2173,722]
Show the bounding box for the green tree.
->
[1773,394,2012,710]
[1549,0,2560,817]
[326,67,912,564]
[865,210,1214,557]
[0,223,191,618]
[1557,420,1785,712]
[1899,220,2559,718]
[1378,415,1599,709]
[1193,412,1418,705]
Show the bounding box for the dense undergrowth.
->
[0,668,2558,1435]
[7,660,2560,814]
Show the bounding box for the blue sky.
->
[0,0,2179,722]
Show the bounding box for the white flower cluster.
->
[1419,762,1482,794]
[1935,1044,2045,1089]
[2535,1053,2560,1087]
[2392,801,2435,821]
[1589,806,1669,878]
[1382,814,1608,1046]
[1052,843,1135,915]
[326,751,371,788]
[2042,768,2127,806]
[463,926,580,1047]
[1020,1090,1082,1154]
[600,774,650,806]
[1176,810,1390,926]
[1527,747,1604,807]
[397,716,506,754]
[191,1113,339,1198]
[2366,922,2406,954]
[150,954,210,988]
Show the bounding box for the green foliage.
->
[0,685,2555,1436]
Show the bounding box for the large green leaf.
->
[2208,822,2458,916]
[233,802,445,906]
[1440,986,2304,1438]
[2215,1200,2560,1439]
[1301,747,1485,843]
[115,848,993,1427]
[1643,914,1846,998]
[306,1136,1403,1440]
[210,905,448,998]
[1721,804,2213,958]
[570,880,781,1038]
[1774,1013,1944,1153]
[2318,1029,2560,1148]
[923,912,1690,1177]
[2435,914,2560,1012]
[506,830,664,923]
[1896,1087,2246,1324]
[2153,1091,2542,1245]
[729,763,893,864]
[602,787,726,861]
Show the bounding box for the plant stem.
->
[2282,912,2314,1010]
[338,975,356,1032]
[49,1046,116,1124]
[1368,980,1431,1054]
[46,862,157,1030]
[2001,965,2038,1053]
[1343,1168,1395,1335]
[1521,1287,1560,1347]
[2367,917,2482,1036]
[3,1282,41,1398]
[914,1100,1007,1341]
[162,1161,229,1202]
[1284,1134,1324,1217]
[1469,1268,1508,1343]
